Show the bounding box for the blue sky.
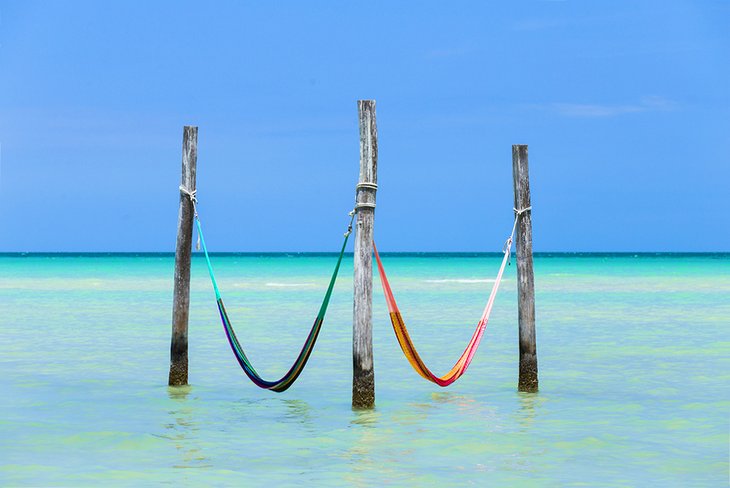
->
[0,1,728,252]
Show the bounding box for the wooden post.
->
[512,144,538,392]
[169,126,198,386]
[352,100,378,409]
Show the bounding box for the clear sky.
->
[0,1,728,252]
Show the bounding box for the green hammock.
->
[189,191,353,391]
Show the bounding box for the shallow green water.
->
[1,253,728,486]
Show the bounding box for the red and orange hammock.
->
[373,212,524,386]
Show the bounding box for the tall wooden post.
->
[169,126,198,386]
[352,100,377,408]
[512,144,538,392]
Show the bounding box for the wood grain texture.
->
[353,100,377,409]
[169,126,198,386]
[512,144,538,392]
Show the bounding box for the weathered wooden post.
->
[352,100,378,408]
[169,126,198,386]
[512,144,538,392]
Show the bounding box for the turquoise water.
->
[1,253,728,486]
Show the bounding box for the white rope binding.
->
[179,185,200,250]
[354,182,377,210]
[355,202,376,210]
[504,206,532,265]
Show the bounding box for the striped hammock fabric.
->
[373,236,513,387]
[195,214,351,392]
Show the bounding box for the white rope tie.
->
[354,182,378,211]
[343,208,357,237]
[179,185,197,205]
[179,185,200,250]
[504,206,531,265]
[355,202,376,210]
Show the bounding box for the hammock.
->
[189,187,354,392]
[373,211,525,386]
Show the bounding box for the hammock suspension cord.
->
[373,206,531,387]
[180,185,355,392]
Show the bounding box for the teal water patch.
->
[0,254,728,486]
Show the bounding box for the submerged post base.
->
[352,370,375,409]
[518,353,538,392]
[168,346,188,386]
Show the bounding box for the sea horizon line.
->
[1,251,728,258]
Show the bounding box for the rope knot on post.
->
[179,185,197,204]
[355,182,378,211]
[356,182,378,191]
[505,206,532,266]
[179,185,200,250]
[355,202,377,210]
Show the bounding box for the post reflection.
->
[163,386,211,469]
[517,390,541,430]
[343,408,385,487]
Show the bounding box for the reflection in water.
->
[407,391,498,424]
[344,409,388,487]
[516,391,542,431]
[281,398,315,433]
[429,391,488,414]
[167,385,192,401]
[228,396,315,427]
[350,407,380,428]
[161,386,212,469]
[509,391,543,474]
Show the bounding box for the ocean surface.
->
[1,253,728,486]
